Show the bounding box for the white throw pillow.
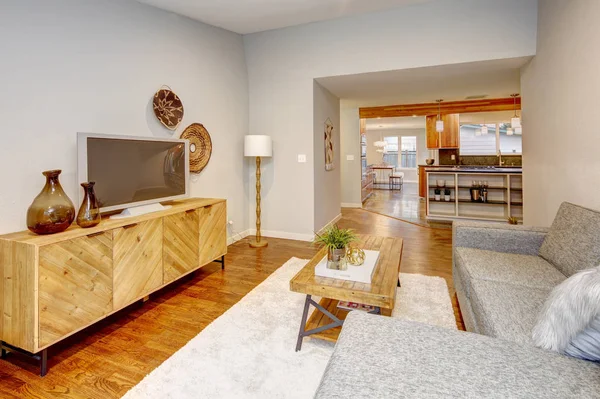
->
[532,265,600,361]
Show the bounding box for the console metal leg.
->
[214,255,225,270]
[40,349,48,377]
[0,341,49,377]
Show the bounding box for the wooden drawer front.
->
[39,232,113,348]
[198,202,227,266]
[164,210,200,283]
[113,219,163,308]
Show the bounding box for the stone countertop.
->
[422,166,522,173]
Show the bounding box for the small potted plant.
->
[434,188,441,201]
[444,188,451,202]
[314,225,357,270]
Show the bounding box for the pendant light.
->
[435,99,444,133]
[507,127,514,136]
[515,126,522,135]
[510,94,521,128]
[481,116,488,135]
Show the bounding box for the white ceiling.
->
[366,116,426,131]
[136,0,431,34]
[318,57,532,108]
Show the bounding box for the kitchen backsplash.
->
[439,149,522,166]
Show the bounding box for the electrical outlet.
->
[228,220,234,225]
[346,155,355,161]
[297,154,307,163]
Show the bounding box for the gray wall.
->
[521,0,600,225]
[314,82,341,230]
[244,0,538,237]
[0,0,249,237]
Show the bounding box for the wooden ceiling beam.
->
[359,97,521,119]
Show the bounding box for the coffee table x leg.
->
[295,294,380,352]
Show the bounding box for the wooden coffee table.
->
[290,235,403,351]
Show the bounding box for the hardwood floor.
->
[362,183,452,229]
[0,208,461,398]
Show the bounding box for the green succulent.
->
[314,225,357,250]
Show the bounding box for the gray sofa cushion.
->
[315,312,600,399]
[453,221,549,256]
[455,247,566,299]
[470,279,550,345]
[539,202,600,277]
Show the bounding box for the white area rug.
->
[123,257,456,399]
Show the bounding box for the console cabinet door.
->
[198,202,227,266]
[163,210,200,283]
[113,219,163,308]
[38,232,113,348]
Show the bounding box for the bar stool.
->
[389,170,404,190]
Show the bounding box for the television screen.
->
[83,136,188,210]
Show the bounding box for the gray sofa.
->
[315,203,600,398]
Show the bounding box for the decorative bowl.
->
[436,180,446,187]
[425,158,435,165]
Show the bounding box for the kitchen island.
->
[424,166,523,223]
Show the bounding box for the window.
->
[382,136,398,167]
[459,124,497,155]
[400,136,417,168]
[498,123,522,154]
[459,123,522,156]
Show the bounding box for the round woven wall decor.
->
[180,123,212,173]
[153,86,184,130]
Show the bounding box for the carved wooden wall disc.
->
[153,86,184,130]
[181,123,212,173]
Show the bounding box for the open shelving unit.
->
[426,171,523,223]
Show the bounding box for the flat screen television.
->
[77,133,189,214]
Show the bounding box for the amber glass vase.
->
[76,182,101,228]
[26,170,75,235]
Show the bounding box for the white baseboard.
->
[227,229,251,245]
[247,229,314,242]
[341,202,363,208]
[317,213,342,235]
[242,213,342,244]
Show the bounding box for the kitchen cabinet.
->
[418,166,427,198]
[426,114,460,149]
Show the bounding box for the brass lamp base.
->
[249,239,268,248]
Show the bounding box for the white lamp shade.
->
[511,117,521,129]
[374,140,387,148]
[515,127,522,135]
[506,128,514,136]
[481,125,489,135]
[436,120,444,133]
[244,135,272,157]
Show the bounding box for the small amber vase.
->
[26,170,75,235]
[76,182,101,228]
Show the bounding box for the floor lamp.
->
[244,135,272,248]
